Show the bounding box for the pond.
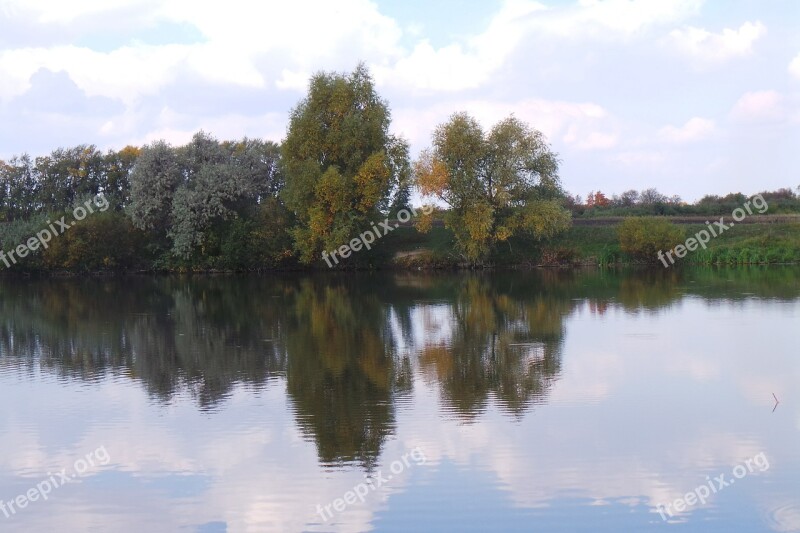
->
[0,267,798,532]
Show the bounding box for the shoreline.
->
[3,260,800,278]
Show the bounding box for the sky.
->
[0,0,798,202]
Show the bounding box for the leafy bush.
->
[0,216,50,271]
[617,217,684,263]
[41,211,150,271]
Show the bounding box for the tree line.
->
[0,64,571,272]
[568,187,800,217]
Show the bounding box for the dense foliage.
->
[281,63,411,263]
[127,132,291,269]
[414,113,571,263]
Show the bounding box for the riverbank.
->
[2,217,799,274]
[388,218,800,269]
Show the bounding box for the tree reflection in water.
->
[1,266,796,467]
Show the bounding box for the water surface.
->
[0,268,798,532]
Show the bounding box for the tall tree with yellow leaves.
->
[281,63,411,264]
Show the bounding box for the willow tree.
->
[128,133,285,262]
[415,112,571,263]
[281,63,410,263]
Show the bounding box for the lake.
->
[0,267,798,532]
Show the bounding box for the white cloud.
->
[658,117,715,143]
[612,150,666,166]
[564,129,619,150]
[2,0,157,24]
[376,40,498,91]
[0,44,192,103]
[374,0,547,92]
[667,21,766,63]
[0,0,404,102]
[0,0,708,105]
[158,0,403,59]
[789,52,800,80]
[276,69,311,92]
[530,0,702,39]
[730,90,783,121]
[374,0,702,92]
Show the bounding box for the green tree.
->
[168,132,235,257]
[34,145,105,212]
[103,145,140,210]
[415,113,571,263]
[281,63,410,264]
[128,133,286,264]
[169,134,285,260]
[128,140,183,233]
[0,155,37,221]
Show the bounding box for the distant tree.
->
[281,63,410,263]
[759,188,795,200]
[563,194,581,209]
[722,192,747,204]
[619,189,640,206]
[593,191,611,207]
[34,145,105,213]
[586,191,610,208]
[0,155,37,221]
[415,112,570,263]
[639,188,668,205]
[698,194,721,205]
[667,195,682,205]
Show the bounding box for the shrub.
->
[617,217,684,263]
[41,211,150,271]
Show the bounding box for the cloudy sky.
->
[0,0,798,201]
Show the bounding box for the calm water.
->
[0,268,798,532]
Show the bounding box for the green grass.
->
[547,226,619,262]
[678,222,800,265]
[557,221,800,265]
[372,219,800,268]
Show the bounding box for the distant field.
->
[571,215,800,226]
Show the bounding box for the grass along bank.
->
[382,217,800,268]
